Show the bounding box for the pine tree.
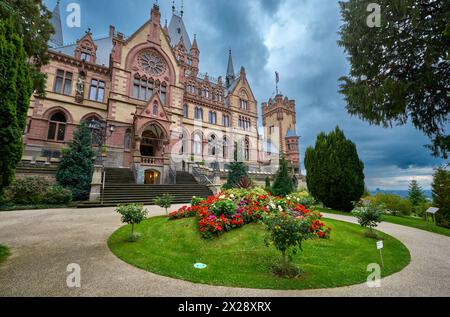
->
[0,18,33,199]
[271,155,294,197]
[305,126,365,212]
[431,167,450,227]
[408,180,426,206]
[56,123,95,201]
[338,0,450,158]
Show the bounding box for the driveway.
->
[0,206,449,297]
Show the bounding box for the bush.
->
[191,196,205,206]
[369,193,412,216]
[287,191,317,208]
[5,177,50,205]
[4,177,72,206]
[352,200,383,237]
[42,185,73,205]
[305,127,365,212]
[210,198,236,217]
[116,204,148,240]
[223,187,269,201]
[154,194,174,215]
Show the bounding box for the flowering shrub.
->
[169,191,331,240]
[287,191,317,208]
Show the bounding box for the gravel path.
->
[0,205,449,297]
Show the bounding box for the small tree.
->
[116,204,148,241]
[154,193,174,215]
[56,122,95,201]
[408,180,426,206]
[353,200,383,238]
[271,155,294,197]
[264,213,315,277]
[432,167,450,227]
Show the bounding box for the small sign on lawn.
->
[426,207,439,215]
[376,241,384,250]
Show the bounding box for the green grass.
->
[108,217,410,290]
[317,208,450,237]
[0,245,10,264]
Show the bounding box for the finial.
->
[172,0,175,13]
[181,0,184,17]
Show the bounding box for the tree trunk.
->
[281,250,287,275]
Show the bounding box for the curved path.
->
[0,205,449,297]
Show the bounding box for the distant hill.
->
[370,189,432,200]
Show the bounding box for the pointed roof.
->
[49,0,63,48]
[226,49,236,89]
[168,13,191,51]
[286,129,299,138]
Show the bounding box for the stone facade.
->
[23,3,302,185]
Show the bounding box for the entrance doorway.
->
[144,170,160,185]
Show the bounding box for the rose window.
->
[138,50,167,76]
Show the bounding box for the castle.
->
[22,2,301,188]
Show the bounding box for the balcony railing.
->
[141,156,164,166]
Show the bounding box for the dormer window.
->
[80,51,92,62]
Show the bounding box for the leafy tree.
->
[223,142,249,189]
[305,126,365,212]
[56,123,95,201]
[338,0,450,159]
[0,18,33,200]
[116,204,148,241]
[154,194,174,215]
[0,0,54,95]
[408,180,427,206]
[353,200,383,238]
[431,167,450,227]
[271,155,294,197]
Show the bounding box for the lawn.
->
[0,245,9,264]
[317,208,450,237]
[108,217,411,290]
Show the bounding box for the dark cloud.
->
[44,0,445,189]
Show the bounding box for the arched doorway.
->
[144,169,161,184]
[140,124,166,158]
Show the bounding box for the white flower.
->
[297,198,300,202]
[230,194,235,199]
[278,205,283,212]
[219,195,226,199]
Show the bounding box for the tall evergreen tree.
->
[0,0,53,95]
[338,0,450,159]
[408,180,426,206]
[305,127,365,212]
[271,155,294,197]
[431,167,450,227]
[56,123,95,201]
[0,18,33,199]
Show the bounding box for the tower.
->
[262,94,301,174]
[48,0,63,48]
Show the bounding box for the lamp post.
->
[87,119,116,166]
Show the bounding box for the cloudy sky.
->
[45,0,446,190]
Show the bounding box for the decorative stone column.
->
[89,165,104,201]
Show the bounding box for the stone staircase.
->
[79,168,213,208]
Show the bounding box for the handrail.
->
[192,164,214,186]
[100,169,106,205]
[169,165,177,185]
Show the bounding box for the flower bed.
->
[169,191,331,240]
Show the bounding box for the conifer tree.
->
[56,123,95,201]
[408,180,426,206]
[431,167,450,227]
[0,18,33,199]
[305,126,365,212]
[271,155,294,197]
[224,142,249,189]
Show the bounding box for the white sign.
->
[426,207,439,215]
[377,241,384,250]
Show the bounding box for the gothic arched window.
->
[208,134,217,156]
[153,103,158,116]
[244,137,250,161]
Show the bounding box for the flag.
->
[275,71,280,84]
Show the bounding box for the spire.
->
[168,4,191,51]
[226,49,235,89]
[49,0,63,48]
[191,34,198,50]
